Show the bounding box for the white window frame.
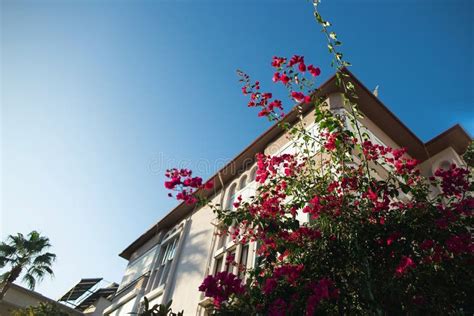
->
[147,226,183,291]
[118,244,158,292]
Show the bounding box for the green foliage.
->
[463,141,474,168]
[12,302,69,316]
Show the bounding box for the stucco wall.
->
[165,202,217,314]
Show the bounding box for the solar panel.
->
[58,278,103,301]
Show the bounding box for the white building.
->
[104,70,471,316]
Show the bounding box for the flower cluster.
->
[305,278,339,316]
[239,55,323,121]
[271,55,321,105]
[164,168,213,205]
[198,272,245,308]
[433,164,470,196]
[279,226,322,247]
[271,55,321,81]
[238,71,284,120]
[395,256,416,276]
[360,140,419,176]
[255,153,302,183]
[444,234,473,255]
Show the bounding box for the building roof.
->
[118,68,472,260]
[4,283,82,315]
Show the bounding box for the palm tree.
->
[0,231,56,300]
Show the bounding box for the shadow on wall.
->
[167,217,214,297]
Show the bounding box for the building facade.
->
[104,70,471,316]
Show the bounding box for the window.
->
[216,183,238,249]
[238,175,247,190]
[118,245,158,291]
[210,242,253,283]
[147,228,181,291]
[154,237,178,287]
[209,169,259,284]
[226,183,237,210]
[249,167,257,183]
[216,231,227,250]
[214,256,224,275]
[227,249,237,273]
[238,244,249,280]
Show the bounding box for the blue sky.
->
[1,0,472,300]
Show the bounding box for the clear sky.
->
[1,0,472,300]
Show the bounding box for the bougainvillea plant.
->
[165,2,473,315]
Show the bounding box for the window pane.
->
[161,243,170,265]
[118,245,157,291]
[167,238,177,261]
[214,257,223,275]
[159,261,172,286]
[239,245,249,279]
[216,233,226,249]
[227,250,236,273]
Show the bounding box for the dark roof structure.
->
[59,278,118,311]
[59,278,103,302]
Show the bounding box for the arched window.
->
[226,183,237,210]
[239,175,247,190]
[249,167,257,183]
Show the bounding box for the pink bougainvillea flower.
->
[198,272,245,309]
[268,100,283,111]
[298,62,306,72]
[291,91,306,102]
[272,72,281,82]
[271,56,286,68]
[204,180,214,190]
[308,65,321,77]
[367,189,378,202]
[280,73,290,85]
[395,256,416,276]
[288,55,303,67]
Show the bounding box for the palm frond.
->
[0,256,12,269]
[0,243,16,258]
[32,265,53,276]
[33,253,56,266]
[9,233,25,247]
[22,273,36,290]
[27,264,54,282]
[25,231,52,254]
